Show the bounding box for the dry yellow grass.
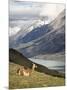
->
[9,63,65,89]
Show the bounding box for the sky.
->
[9,0,65,21]
[9,0,65,36]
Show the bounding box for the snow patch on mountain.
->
[9,26,21,36]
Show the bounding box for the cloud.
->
[9,26,21,36]
[40,4,65,20]
[9,0,42,20]
[9,0,65,22]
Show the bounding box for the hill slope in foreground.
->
[9,49,65,89]
[9,63,65,89]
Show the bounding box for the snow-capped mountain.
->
[9,19,45,47]
[19,10,65,57]
[9,10,65,58]
[9,26,21,36]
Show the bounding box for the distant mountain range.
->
[9,20,45,48]
[9,10,65,58]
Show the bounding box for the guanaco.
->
[16,63,37,76]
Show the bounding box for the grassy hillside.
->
[9,63,65,89]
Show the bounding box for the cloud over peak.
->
[9,0,65,22]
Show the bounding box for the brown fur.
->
[16,63,37,76]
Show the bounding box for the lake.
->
[29,58,65,73]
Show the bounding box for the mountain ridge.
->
[9,10,65,58]
[16,10,65,57]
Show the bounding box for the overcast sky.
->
[9,0,65,22]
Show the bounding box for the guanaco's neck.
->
[32,63,36,71]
